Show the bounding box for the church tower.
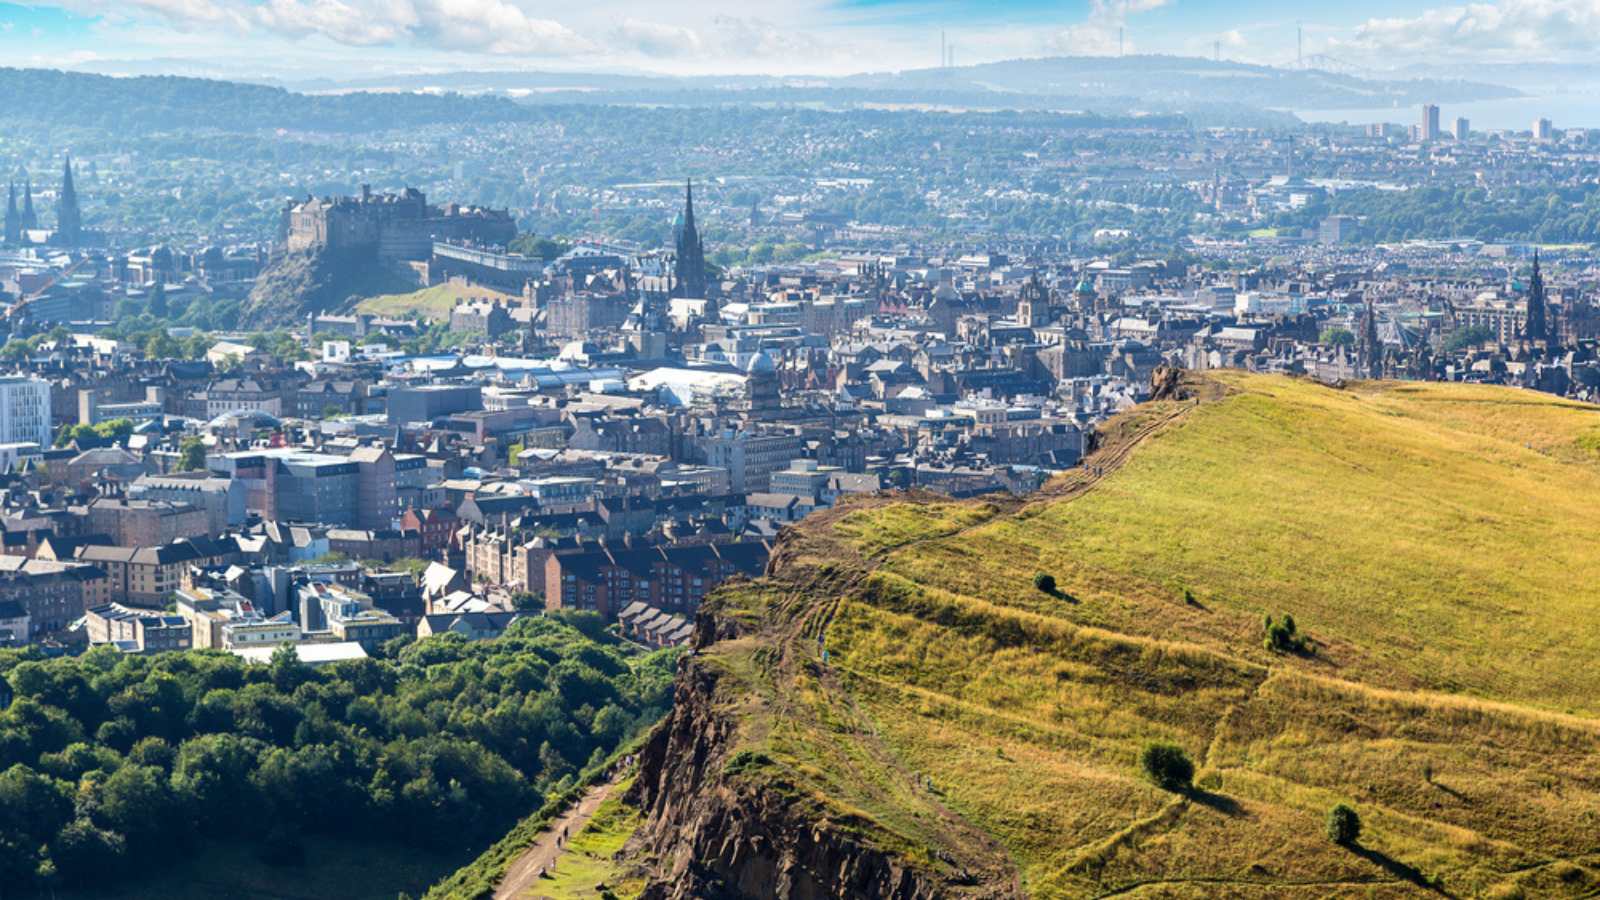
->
[1523,251,1549,345]
[1357,300,1382,380]
[1017,273,1049,327]
[3,182,18,244]
[55,155,82,247]
[671,179,708,301]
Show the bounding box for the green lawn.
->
[355,282,518,323]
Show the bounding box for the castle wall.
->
[286,189,516,262]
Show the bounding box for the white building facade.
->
[0,376,51,449]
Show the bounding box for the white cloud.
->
[611,18,703,58]
[1334,0,1600,60]
[54,0,590,56]
[602,14,829,65]
[710,15,826,60]
[1045,0,1173,56]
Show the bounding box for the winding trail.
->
[494,776,620,900]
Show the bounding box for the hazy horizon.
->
[12,0,1600,82]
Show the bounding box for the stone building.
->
[282,185,515,262]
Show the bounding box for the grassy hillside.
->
[356,282,517,323]
[610,372,1600,898]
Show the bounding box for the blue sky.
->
[0,0,1592,78]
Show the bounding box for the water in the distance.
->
[1295,93,1600,132]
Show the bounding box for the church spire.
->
[671,178,708,302]
[1523,250,1548,344]
[682,178,696,235]
[1357,299,1382,380]
[55,154,82,247]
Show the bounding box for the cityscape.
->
[4,2,1600,898]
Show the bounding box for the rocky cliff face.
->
[622,617,957,900]
[242,247,414,327]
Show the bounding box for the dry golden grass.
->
[881,373,1600,713]
[652,374,1600,897]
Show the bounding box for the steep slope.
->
[618,371,1600,899]
[243,248,417,328]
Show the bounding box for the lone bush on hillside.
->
[1139,742,1194,792]
[1264,614,1310,654]
[1326,803,1361,845]
[1033,573,1057,595]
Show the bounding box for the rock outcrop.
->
[625,655,954,900]
[242,247,413,327]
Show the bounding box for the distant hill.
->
[567,372,1600,898]
[5,57,1512,134]
[290,55,1519,116]
[841,55,1520,110]
[0,67,539,133]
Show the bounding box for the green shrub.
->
[724,749,775,777]
[1033,573,1057,595]
[1326,803,1361,845]
[1264,614,1309,653]
[1139,742,1194,792]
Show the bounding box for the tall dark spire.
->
[1357,300,1382,380]
[672,178,708,301]
[3,182,17,244]
[55,155,82,247]
[1523,250,1548,344]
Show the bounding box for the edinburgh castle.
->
[280,185,516,262]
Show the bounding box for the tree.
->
[1139,742,1194,792]
[268,643,309,693]
[0,611,677,890]
[0,764,73,848]
[171,733,264,828]
[1444,325,1494,352]
[58,418,136,450]
[50,818,125,887]
[149,280,168,318]
[143,330,180,360]
[1320,328,1355,347]
[94,764,176,852]
[1326,803,1361,845]
[1033,573,1057,595]
[177,437,207,472]
[509,234,569,260]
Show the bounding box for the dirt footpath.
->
[493,778,619,900]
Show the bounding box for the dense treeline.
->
[0,615,677,891]
[1277,185,1600,244]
